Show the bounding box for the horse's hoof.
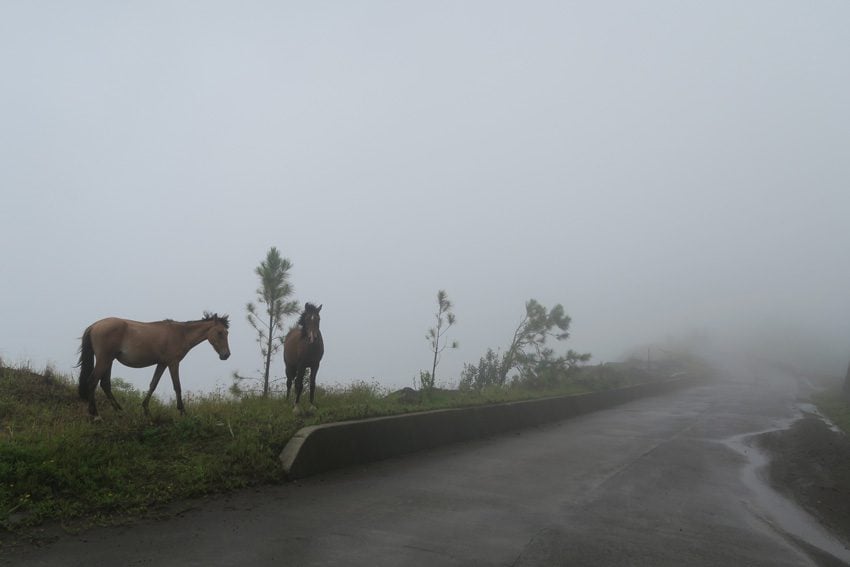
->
[292,405,302,416]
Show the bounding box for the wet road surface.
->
[8,372,849,566]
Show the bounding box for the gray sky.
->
[2,1,849,396]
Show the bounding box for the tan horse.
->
[284,303,324,415]
[77,312,230,419]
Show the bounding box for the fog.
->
[2,2,849,396]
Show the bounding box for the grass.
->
[0,359,693,536]
[1,370,298,532]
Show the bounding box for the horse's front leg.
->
[308,363,320,411]
[142,363,167,417]
[169,362,186,415]
[292,367,306,416]
[285,363,296,400]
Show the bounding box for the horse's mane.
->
[201,311,230,328]
[297,303,320,328]
[152,313,229,328]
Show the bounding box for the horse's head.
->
[203,312,231,360]
[298,303,322,345]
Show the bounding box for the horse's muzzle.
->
[220,351,231,360]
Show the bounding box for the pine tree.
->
[246,247,298,396]
[424,290,458,389]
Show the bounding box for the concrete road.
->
[9,372,849,566]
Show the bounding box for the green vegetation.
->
[0,356,695,536]
[1,365,299,535]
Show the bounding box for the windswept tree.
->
[423,290,458,389]
[460,299,589,391]
[500,299,573,384]
[245,247,299,396]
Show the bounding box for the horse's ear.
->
[318,304,322,312]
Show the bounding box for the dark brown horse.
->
[284,303,324,414]
[77,312,230,419]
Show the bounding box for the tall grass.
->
[0,360,678,534]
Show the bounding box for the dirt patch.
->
[757,414,850,544]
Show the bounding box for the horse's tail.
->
[77,327,94,399]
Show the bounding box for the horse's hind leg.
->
[100,361,123,411]
[87,356,111,420]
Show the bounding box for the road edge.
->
[280,375,698,479]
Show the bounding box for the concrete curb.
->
[280,376,697,479]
